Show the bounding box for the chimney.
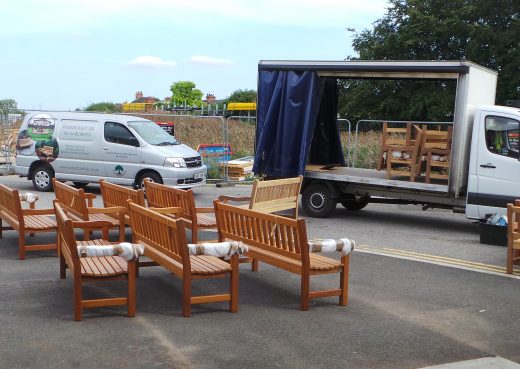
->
[135,91,143,100]
[206,93,216,103]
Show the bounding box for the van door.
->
[54,119,103,180]
[473,113,520,218]
[102,121,141,185]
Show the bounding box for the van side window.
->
[485,116,519,159]
[104,122,139,147]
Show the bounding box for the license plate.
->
[194,173,205,180]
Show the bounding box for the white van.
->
[15,112,207,191]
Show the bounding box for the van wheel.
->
[32,165,54,192]
[73,182,89,189]
[137,172,162,189]
[301,183,337,218]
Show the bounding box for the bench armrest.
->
[149,207,184,215]
[87,206,127,215]
[84,193,96,207]
[195,207,215,213]
[217,195,251,203]
[71,219,115,230]
[22,208,54,216]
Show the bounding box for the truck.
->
[252,60,520,219]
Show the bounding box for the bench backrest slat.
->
[214,201,307,261]
[144,181,196,223]
[54,201,79,274]
[248,176,302,218]
[99,179,145,209]
[0,184,23,224]
[128,202,187,266]
[53,180,88,220]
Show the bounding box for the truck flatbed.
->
[304,165,465,209]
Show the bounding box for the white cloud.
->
[188,56,235,66]
[125,56,177,68]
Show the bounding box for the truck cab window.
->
[485,116,519,159]
[104,122,140,147]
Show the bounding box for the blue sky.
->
[0,0,388,110]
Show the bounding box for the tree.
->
[85,102,120,113]
[0,99,19,114]
[227,89,257,103]
[170,81,203,107]
[340,0,520,122]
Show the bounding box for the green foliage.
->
[227,89,257,103]
[85,102,120,113]
[0,99,20,114]
[341,0,520,122]
[170,81,203,107]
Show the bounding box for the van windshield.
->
[128,120,179,145]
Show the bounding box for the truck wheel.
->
[301,183,337,218]
[32,165,54,192]
[340,195,370,211]
[137,172,163,189]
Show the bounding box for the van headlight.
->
[164,157,187,168]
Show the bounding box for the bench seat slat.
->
[80,256,127,277]
[190,255,231,275]
[24,215,56,230]
[196,214,217,227]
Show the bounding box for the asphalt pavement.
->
[1,175,519,369]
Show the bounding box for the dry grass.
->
[341,130,382,169]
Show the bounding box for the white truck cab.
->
[466,105,520,218]
[15,112,207,191]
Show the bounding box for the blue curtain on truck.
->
[254,70,344,177]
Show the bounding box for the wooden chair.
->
[144,180,216,243]
[54,201,136,321]
[0,184,57,260]
[128,201,238,317]
[386,125,423,181]
[377,122,413,171]
[53,179,126,242]
[416,125,453,183]
[218,176,303,219]
[214,200,350,310]
[507,201,520,274]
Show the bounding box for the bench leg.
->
[339,255,350,306]
[229,254,239,313]
[18,234,25,260]
[74,278,82,321]
[127,261,136,317]
[300,273,310,311]
[251,258,259,272]
[182,278,192,317]
[60,251,67,279]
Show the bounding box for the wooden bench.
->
[214,200,350,310]
[507,200,520,274]
[128,201,238,317]
[144,180,216,243]
[53,179,126,242]
[0,184,57,260]
[99,179,146,225]
[54,201,136,321]
[218,176,303,219]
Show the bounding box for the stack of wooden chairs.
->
[378,122,453,183]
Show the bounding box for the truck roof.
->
[258,60,497,79]
[477,105,520,115]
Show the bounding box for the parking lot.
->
[1,175,519,369]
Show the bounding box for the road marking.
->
[356,245,520,278]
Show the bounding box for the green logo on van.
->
[113,165,125,176]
